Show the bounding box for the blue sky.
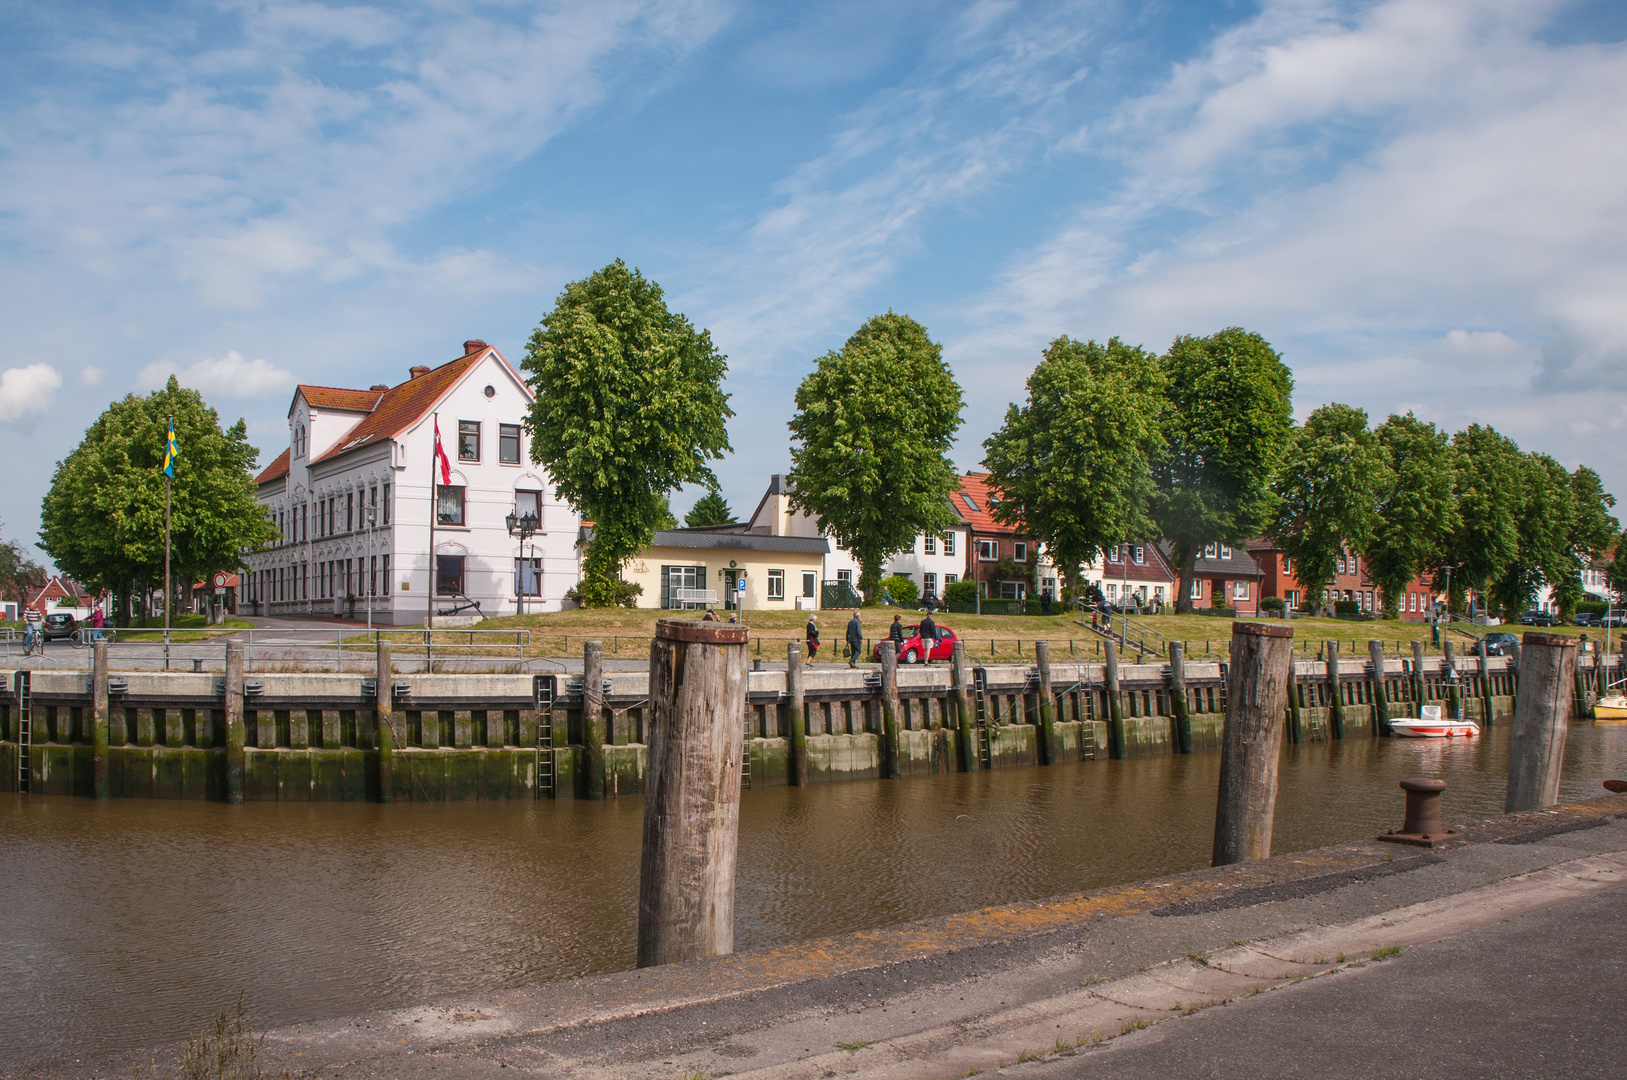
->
[2,0,1625,564]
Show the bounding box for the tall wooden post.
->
[879,642,902,779]
[1443,638,1460,719]
[1212,622,1294,866]
[1325,640,1344,739]
[1480,648,1496,728]
[374,641,394,804]
[1285,653,1303,744]
[638,619,748,967]
[223,640,245,803]
[1168,641,1192,755]
[583,640,606,800]
[1505,631,1578,813]
[951,641,977,773]
[786,641,809,787]
[1035,640,1058,765]
[1368,639,1391,736]
[1411,640,1425,715]
[1104,640,1125,760]
[91,640,110,799]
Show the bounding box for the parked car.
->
[1571,612,1600,627]
[1602,611,1627,628]
[1518,610,1558,626]
[1480,632,1520,656]
[872,624,959,664]
[41,612,78,640]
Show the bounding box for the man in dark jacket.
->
[846,612,864,668]
[919,610,937,664]
[805,615,820,664]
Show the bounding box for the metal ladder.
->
[15,671,30,793]
[533,675,555,799]
[972,668,992,768]
[742,709,752,790]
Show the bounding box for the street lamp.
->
[364,503,377,635]
[506,508,539,616]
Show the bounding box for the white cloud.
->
[0,364,63,427]
[78,366,104,387]
[138,351,294,401]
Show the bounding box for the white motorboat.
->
[1390,705,1480,739]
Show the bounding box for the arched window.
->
[294,424,307,458]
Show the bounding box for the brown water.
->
[4,725,1625,1069]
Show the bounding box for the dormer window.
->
[294,424,307,459]
[1204,543,1218,558]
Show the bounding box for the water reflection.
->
[2,725,1623,1068]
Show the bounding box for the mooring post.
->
[1285,652,1303,745]
[1443,638,1460,719]
[1325,639,1345,739]
[1212,622,1294,866]
[786,641,809,787]
[1104,639,1125,760]
[1368,639,1391,736]
[1505,631,1578,813]
[879,641,902,779]
[951,641,977,773]
[1168,641,1192,755]
[219,640,244,803]
[374,640,393,804]
[638,619,748,967]
[1480,645,1496,728]
[91,639,110,799]
[1035,640,1058,765]
[583,640,606,800]
[1411,640,1425,715]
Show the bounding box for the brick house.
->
[950,473,1053,600]
[1162,542,1265,615]
[1247,538,1439,619]
[1082,542,1177,611]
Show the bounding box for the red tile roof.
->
[951,473,1024,535]
[295,385,386,413]
[256,447,290,485]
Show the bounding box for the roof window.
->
[962,494,980,512]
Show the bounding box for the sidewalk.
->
[31,792,1625,1079]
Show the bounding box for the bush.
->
[879,574,919,608]
[565,579,642,608]
[1334,599,1360,615]
[943,579,980,606]
[1260,596,1285,611]
[1198,605,1236,618]
[1576,600,1610,617]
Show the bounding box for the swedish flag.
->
[162,420,179,479]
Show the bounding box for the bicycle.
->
[23,625,44,657]
[70,627,117,648]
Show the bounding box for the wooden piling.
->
[90,640,110,798]
[1443,638,1460,719]
[786,641,809,787]
[1505,631,1578,813]
[1325,639,1345,739]
[1034,641,1058,764]
[1480,646,1496,728]
[1368,639,1391,736]
[951,641,977,773]
[637,619,749,967]
[879,641,902,780]
[1103,639,1125,760]
[373,641,393,804]
[583,640,606,800]
[1212,622,1294,866]
[1169,641,1192,755]
[1411,640,1425,713]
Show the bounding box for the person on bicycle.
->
[88,606,106,642]
[22,605,43,653]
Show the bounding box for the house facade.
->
[619,528,830,611]
[26,576,97,620]
[950,473,1054,600]
[1248,538,1440,619]
[243,340,581,624]
[1082,543,1177,611]
[1161,541,1265,615]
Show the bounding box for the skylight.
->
[962,494,980,512]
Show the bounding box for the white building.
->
[243,340,581,623]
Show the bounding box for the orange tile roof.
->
[951,472,1024,535]
[309,349,506,467]
[256,447,290,485]
[296,385,386,413]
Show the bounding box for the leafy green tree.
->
[39,376,276,626]
[1272,404,1389,604]
[1434,424,1523,613]
[0,523,47,617]
[1607,532,1627,604]
[1149,328,1294,613]
[684,491,736,528]
[1365,413,1458,619]
[878,573,919,608]
[982,336,1165,592]
[787,312,963,601]
[1511,464,1617,622]
[522,260,733,606]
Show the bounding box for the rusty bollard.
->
[1377,778,1459,848]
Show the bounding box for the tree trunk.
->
[1173,543,1197,614]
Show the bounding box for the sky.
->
[2,0,1625,566]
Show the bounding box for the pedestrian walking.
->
[846,612,864,668]
[919,610,937,665]
[805,614,820,665]
[1041,589,1052,616]
[889,614,905,649]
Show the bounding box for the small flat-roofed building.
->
[618,528,830,612]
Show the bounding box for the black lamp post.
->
[506,509,540,616]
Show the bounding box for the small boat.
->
[1595,695,1627,722]
[1391,705,1480,738]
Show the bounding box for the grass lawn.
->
[112,615,256,642]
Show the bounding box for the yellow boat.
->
[1595,695,1627,721]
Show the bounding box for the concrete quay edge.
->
[27,794,1627,1079]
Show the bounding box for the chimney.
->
[370,384,389,392]
[408,366,430,380]
[463,339,488,356]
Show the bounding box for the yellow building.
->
[621,528,831,612]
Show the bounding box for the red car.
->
[872,624,958,664]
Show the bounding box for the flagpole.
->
[164,414,172,672]
[427,410,437,672]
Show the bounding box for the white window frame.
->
[944,533,956,556]
[1221,545,1233,559]
[1191,578,1203,599]
[1234,581,1250,600]
[923,572,937,594]
[1204,543,1218,559]
[1014,541,1028,562]
[1132,545,1145,565]
[767,569,785,600]
[801,571,816,598]
[977,539,998,561]
[923,535,937,555]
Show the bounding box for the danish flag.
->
[433,416,452,485]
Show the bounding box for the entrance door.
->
[723,569,740,610]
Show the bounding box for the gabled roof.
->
[294,385,386,414]
[952,473,1018,535]
[256,447,290,485]
[1161,540,1262,578]
[1101,541,1177,583]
